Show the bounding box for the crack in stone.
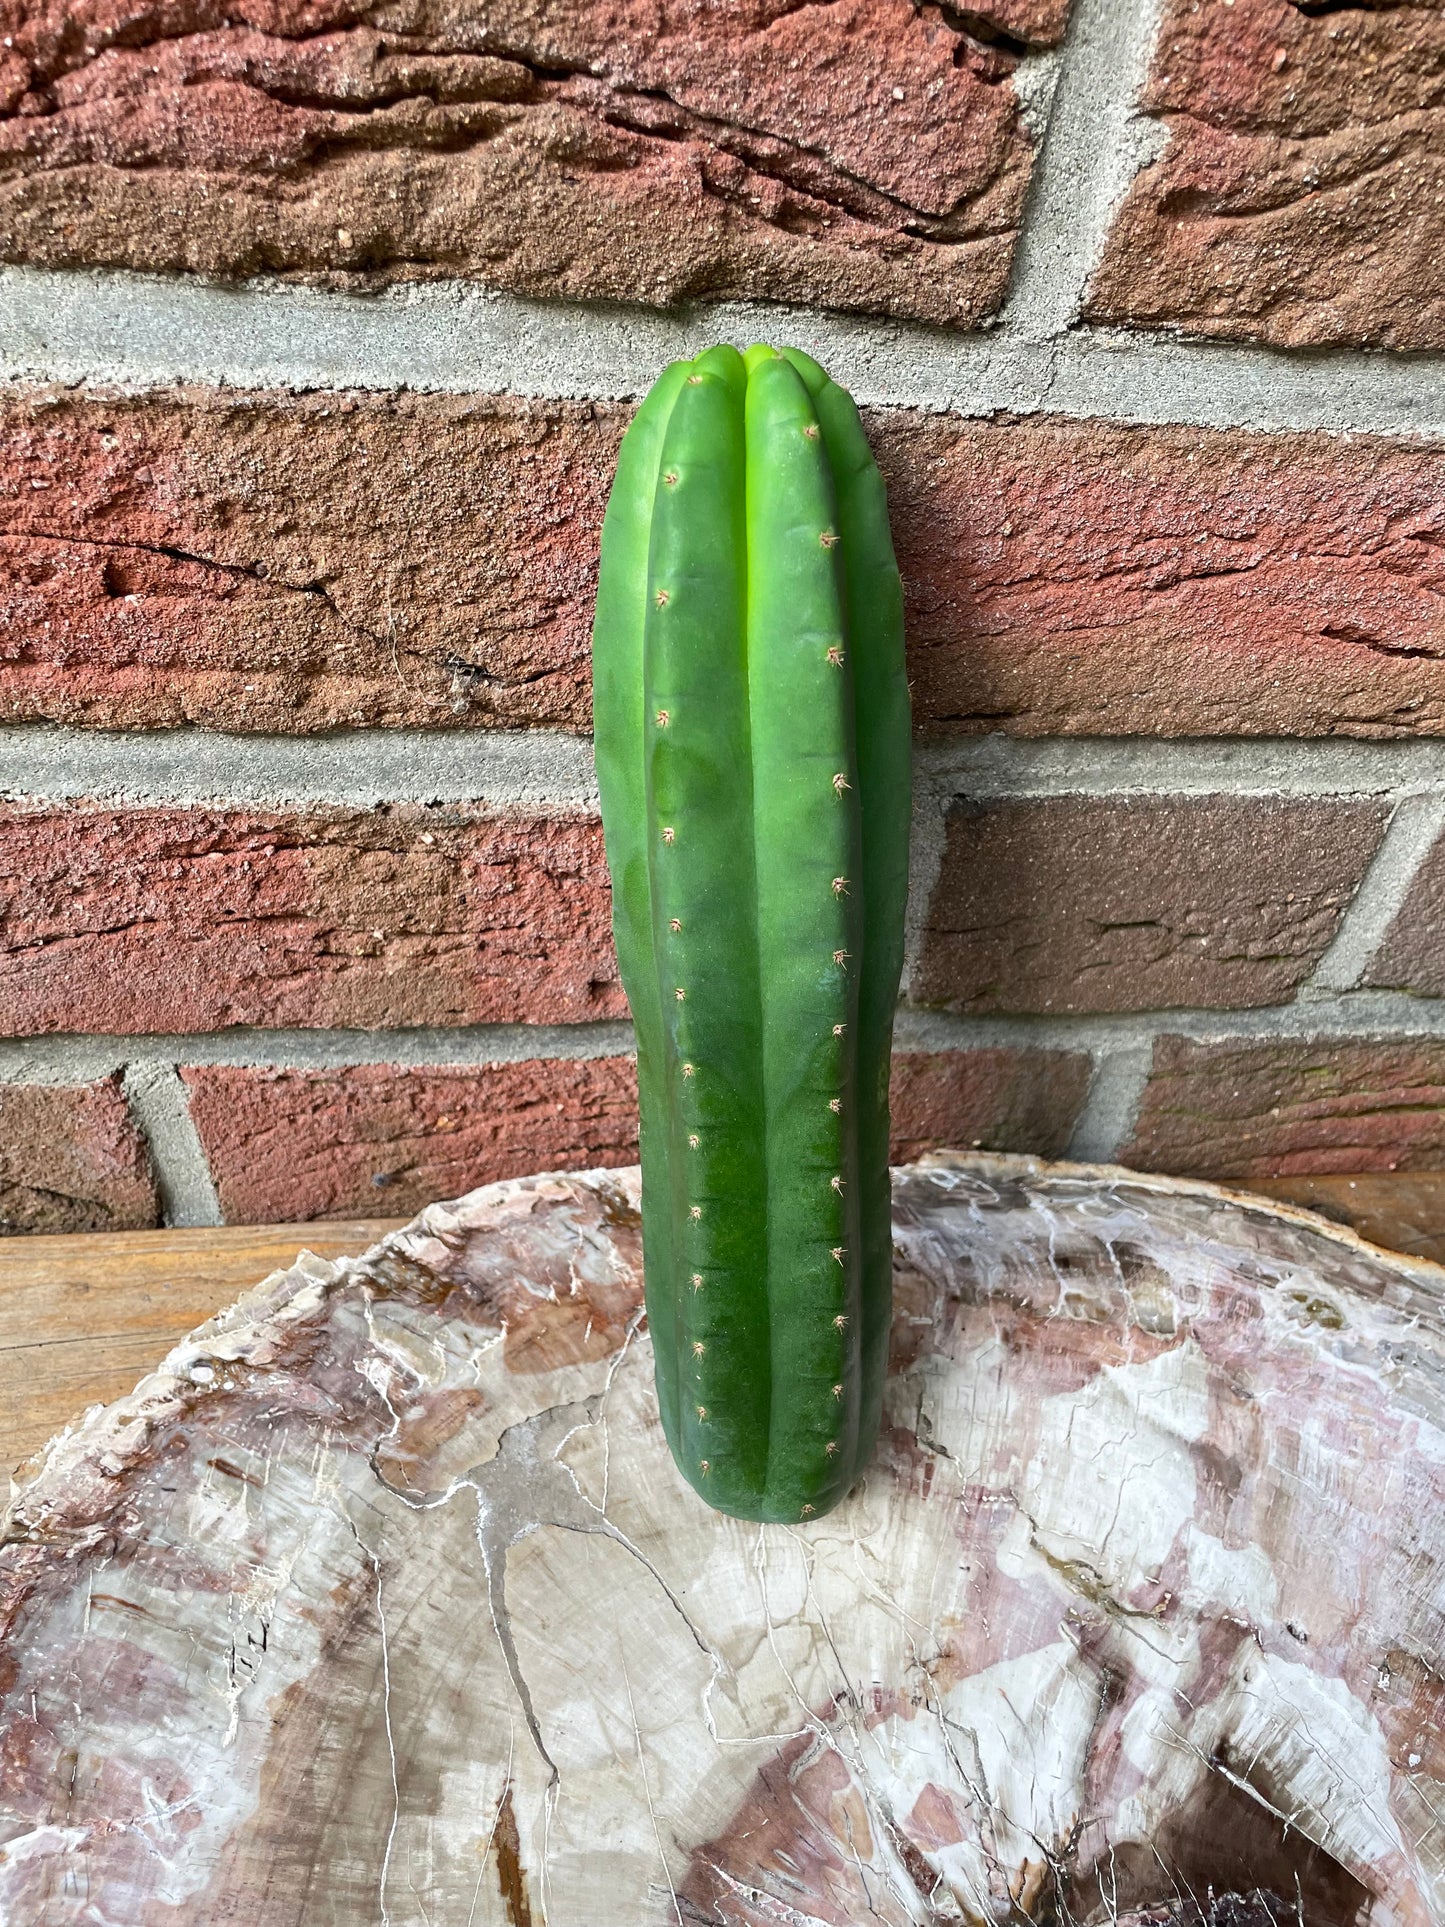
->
[343,1510,403,1927]
[574,72,1017,237]
[3,13,1030,245]
[13,525,400,652]
[366,1383,727,1791]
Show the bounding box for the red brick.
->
[1366,832,1445,998]
[0,386,619,734]
[1089,0,1445,349]
[0,1076,157,1234]
[183,1045,1095,1223]
[11,389,1445,742]
[0,804,624,1037]
[912,796,1386,1017]
[887,1047,1092,1163]
[0,1,1053,327]
[880,414,1445,741]
[182,1057,639,1224]
[1124,1037,1445,1180]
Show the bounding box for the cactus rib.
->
[592,342,910,1522]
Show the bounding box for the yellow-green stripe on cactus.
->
[591,343,911,1522]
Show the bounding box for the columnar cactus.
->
[591,343,911,1522]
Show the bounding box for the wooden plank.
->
[1248,1172,1445,1268]
[0,1220,404,1481]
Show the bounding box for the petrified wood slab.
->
[2,1152,1443,1925]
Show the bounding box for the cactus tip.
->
[800,1503,816,1517]
[832,772,850,795]
[834,1314,849,1330]
[819,530,840,549]
[825,645,845,667]
[696,1404,707,1420]
[686,374,704,386]
[700,1459,710,1475]
[825,1440,839,1456]
[832,1383,844,1400]
[832,949,849,967]
[829,1097,842,1114]
[833,1023,845,1037]
[662,826,675,844]
[688,1132,699,1148]
[691,1271,704,1290]
[689,1204,702,1220]
[692,1340,706,1357]
[830,1246,845,1265]
[802,423,820,440]
[831,877,849,896]
[675,987,686,1001]
[682,1061,695,1077]
[656,708,670,727]
[655,588,670,607]
[830,1174,845,1192]
[670,917,682,932]
[663,470,679,486]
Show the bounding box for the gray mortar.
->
[12,991,1445,1203]
[121,1061,224,1227]
[0,726,599,811]
[10,729,1445,810]
[10,724,1445,1197]
[1001,0,1168,340]
[1306,793,1445,995]
[11,997,1445,1094]
[1065,1043,1155,1163]
[0,1022,640,1086]
[1007,50,1065,147]
[892,991,1445,1053]
[917,736,1445,800]
[5,271,1445,438]
[1,0,1442,447]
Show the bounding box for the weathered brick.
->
[182,1057,639,1223]
[182,1045,1093,1222]
[886,1047,1092,1163]
[1089,0,1445,349]
[1124,1037,1445,1180]
[0,1,1056,327]
[1367,830,1445,998]
[912,796,1386,1016]
[10,388,1445,741]
[0,804,624,1037]
[883,413,1445,740]
[0,1077,157,1234]
[0,386,620,734]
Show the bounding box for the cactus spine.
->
[591,343,911,1522]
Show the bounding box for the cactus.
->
[591,342,911,1522]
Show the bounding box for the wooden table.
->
[1250,1170,1445,1266]
[1,1173,1441,1487]
[0,1217,405,1481]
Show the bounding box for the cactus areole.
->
[591,343,911,1523]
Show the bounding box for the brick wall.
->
[3,0,1445,1232]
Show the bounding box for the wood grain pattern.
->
[2,1154,1443,1922]
[0,1220,404,1480]
[1253,1172,1445,1267]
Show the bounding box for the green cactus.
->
[591,342,911,1522]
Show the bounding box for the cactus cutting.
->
[591,342,911,1523]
